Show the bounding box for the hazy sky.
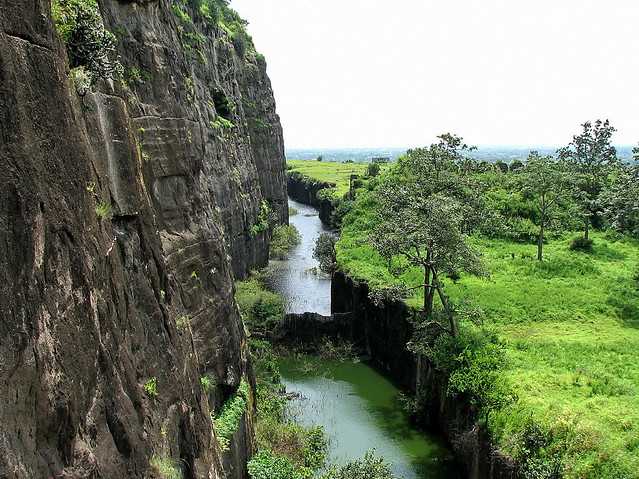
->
[232,0,639,149]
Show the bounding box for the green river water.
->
[280,357,461,478]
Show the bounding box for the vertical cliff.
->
[0,0,285,477]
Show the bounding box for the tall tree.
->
[369,134,485,337]
[557,119,619,240]
[601,152,639,238]
[521,152,570,261]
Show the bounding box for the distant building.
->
[371,157,390,164]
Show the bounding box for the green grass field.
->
[287,159,386,198]
[335,189,639,477]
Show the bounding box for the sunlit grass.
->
[287,159,387,197]
[336,189,639,477]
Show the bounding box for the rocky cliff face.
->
[0,0,285,477]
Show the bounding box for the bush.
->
[415,326,516,421]
[321,451,396,479]
[52,0,122,85]
[569,236,594,253]
[236,278,285,336]
[313,233,337,274]
[495,160,509,173]
[366,162,381,177]
[330,198,354,228]
[513,419,563,479]
[248,451,304,479]
[509,159,524,172]
[270,225,301,260]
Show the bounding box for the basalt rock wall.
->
[286,173,334,225]
[0,0,285,477]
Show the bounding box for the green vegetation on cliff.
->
[331,131,639,478]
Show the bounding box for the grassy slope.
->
[336,190,639,477]
[287,160,382,198]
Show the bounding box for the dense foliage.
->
[235,277,285,337]
[213,381,249,450]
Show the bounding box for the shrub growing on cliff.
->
[250,201,275,237]
[52,0,122,85]
[214,380,249,450]
[413,324,516,422]
[144,377,158,397]
[150,455,183,479]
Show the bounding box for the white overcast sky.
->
[231,0,639,149]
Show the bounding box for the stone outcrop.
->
[286,172,334,225]
[0,0,285,477]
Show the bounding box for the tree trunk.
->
[584,218,590,240]
[431,268,458,337]
[537,222,544,261]
[423,250,434,318]
[423,265,432,317]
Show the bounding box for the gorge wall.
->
[286,172,334,225]
[0,0,285,477]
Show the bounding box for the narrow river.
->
[267,198,459,478]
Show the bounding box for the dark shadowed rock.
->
[0,0,284,477]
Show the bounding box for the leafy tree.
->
[317,155,323,162]
[509,159,524,172]
[366,162,381,177]
[601,161,639,238]
[521,152,571,260]
[313,233,337,274]
[495,160,509,173]
[369,134,485,337]
[557,119,619,240]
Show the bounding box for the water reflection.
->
[280,358,460,479]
